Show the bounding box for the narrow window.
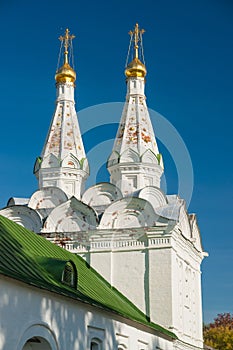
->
[91,342,98,350]
[90,338,102,350]
[62,261,77,288]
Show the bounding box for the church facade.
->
[0,25,206,350]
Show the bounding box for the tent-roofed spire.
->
[108,23,163,196]
[34,28,89,199]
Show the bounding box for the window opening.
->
[90,338,102,350]
[62,261,77,288]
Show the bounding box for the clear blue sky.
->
[0,0,232,324]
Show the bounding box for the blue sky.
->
[0,0,233,324]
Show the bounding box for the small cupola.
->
[55,28,76,84]
[125,23,147,79]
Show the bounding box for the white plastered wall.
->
[0,276,176,350]
[86,229,204,349]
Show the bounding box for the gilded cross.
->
[129,23,145,59]
[59,28,75,64]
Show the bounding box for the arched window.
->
[118,343,127,350]
[90,338,102,350]
[61,261,77,288]
[23,336,52,350]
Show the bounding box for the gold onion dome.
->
[125,57,147,78]
[55,62,76,84]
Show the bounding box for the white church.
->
[0,25,207,350]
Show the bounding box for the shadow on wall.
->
[38,296,124,350]
[0,230,169,350]
[0,273,168,350]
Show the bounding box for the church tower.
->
[0,25,206,350]
[34,29,89,199]
[86,24,205,348]
[108,24,163,196]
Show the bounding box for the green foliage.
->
[204,313,233,350]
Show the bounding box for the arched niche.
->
[0,206,42,233]
[119,148,140,163]
[138,186,167,209]
[28,187,68,219]
[40,154,60,168]
[82,182,122,209]
[61,153,81,169]
[99,197,158,229]
[141,149,159,164]
[43,197,98,233]
[17,323,58,350]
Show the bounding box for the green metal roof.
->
[0,214,176,339]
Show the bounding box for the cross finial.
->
[59,28,75,64]
[129,23,145,59]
